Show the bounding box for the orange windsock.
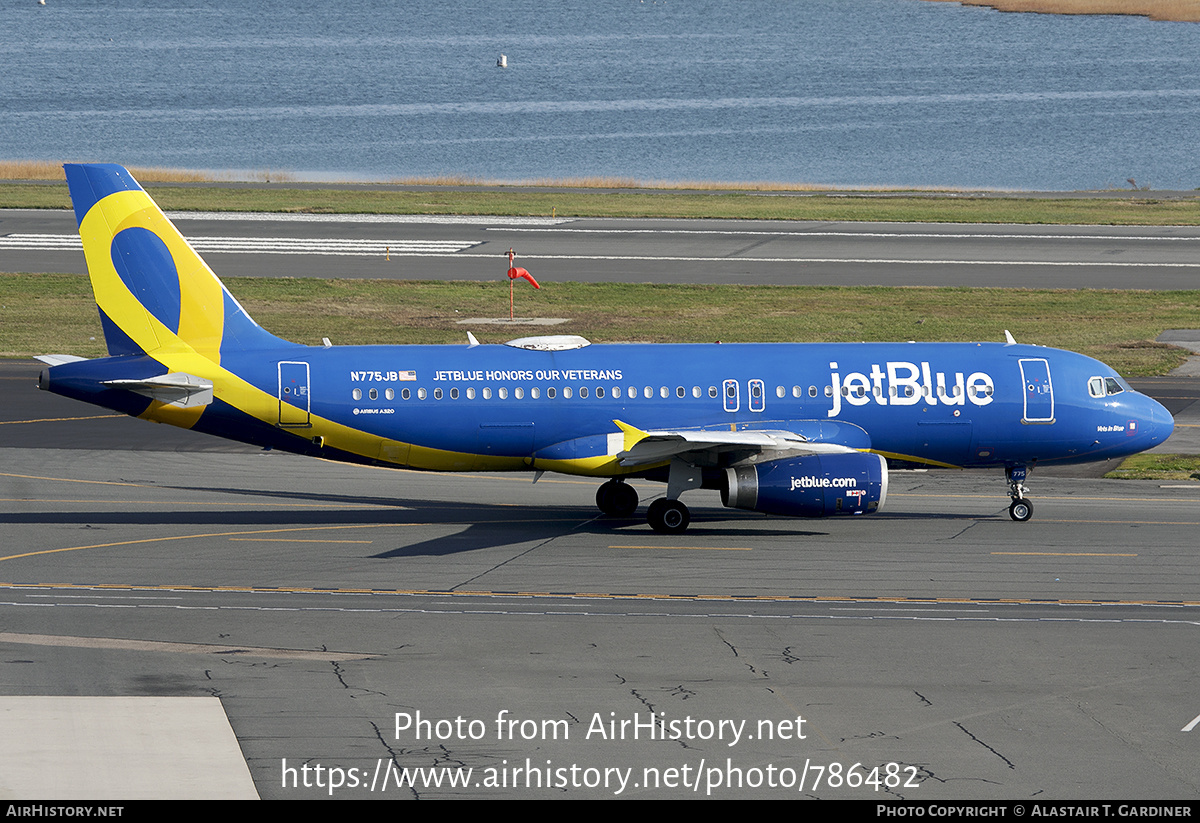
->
[507,266,540,288]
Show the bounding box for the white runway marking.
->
[0,234,480,256]
[9,234,1200,267]
[1183,714,1200,732]
[165,211,570,226]
[493,227,1200,242]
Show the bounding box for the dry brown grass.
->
[925,0,1200,22]
[0,160,295,183]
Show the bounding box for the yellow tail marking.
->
[80,191,225,362]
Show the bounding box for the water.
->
[3,0,1199,189]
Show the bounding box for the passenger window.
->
[386,388,395,400]
[596,387,605,398]
[352,388,362,401]
[809,386,817,397]
[418,388,427,400]
[677,386,686,398]
[580,387,588,398]
[514,387,523,399]
[402,388,411,400]
[563,387,572,399]
[531,387,540,399]
[693,386,701,398]
[644,386,653,398]
[434,388,443,400]
[548,387,556,399]
[467,387,475,399]
[709,386,718,398]
[450,387,459,400]
[499,387,508,399]
[369,388,378,400]
[483,387,492,399]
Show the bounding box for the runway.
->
[2,361,1199,798]
[4,208,1200,288]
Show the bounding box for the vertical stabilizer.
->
[64,164,287,362]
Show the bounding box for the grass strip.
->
[2,273,1194,376]
[1104,454,1200,479]
[2,182,1199,225]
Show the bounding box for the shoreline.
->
[924,0,1200,23]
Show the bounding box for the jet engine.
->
[722,452,888,517]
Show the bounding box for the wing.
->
[611,419,861,468]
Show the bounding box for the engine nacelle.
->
[722,452,888,517]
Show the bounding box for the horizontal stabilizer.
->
[102,372,214,408]
[35,354,88,367]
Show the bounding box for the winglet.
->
[1004,330,1017,345]
[613,419,649,452]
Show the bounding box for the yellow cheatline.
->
[870,449,962,469]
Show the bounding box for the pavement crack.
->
[370,721,418,800]
[954,721,1016,769]
[452,528,572,590]
[331,659,385,698]
[713,627,738,657]
[945,520,982,540]
[914,689,932,707]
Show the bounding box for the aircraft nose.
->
[1140,394,1174,448]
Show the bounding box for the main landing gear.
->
[647,498,690,534]
[595,478,639,517]
[595,460,701,534]
[1006,465,1033,522]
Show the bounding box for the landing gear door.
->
[278,361,311,428]
[1019,358,1054,424]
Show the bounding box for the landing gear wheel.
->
[647,498,690,534]
[596,480,639,517]
[1009,498,1033,522]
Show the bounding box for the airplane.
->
[37,164,1174,534]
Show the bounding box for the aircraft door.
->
[1019,358,1054,424]
[278,361,311,427]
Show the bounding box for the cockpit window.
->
[1089,376,1125,398]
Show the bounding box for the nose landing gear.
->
[1006,465,1033,522]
